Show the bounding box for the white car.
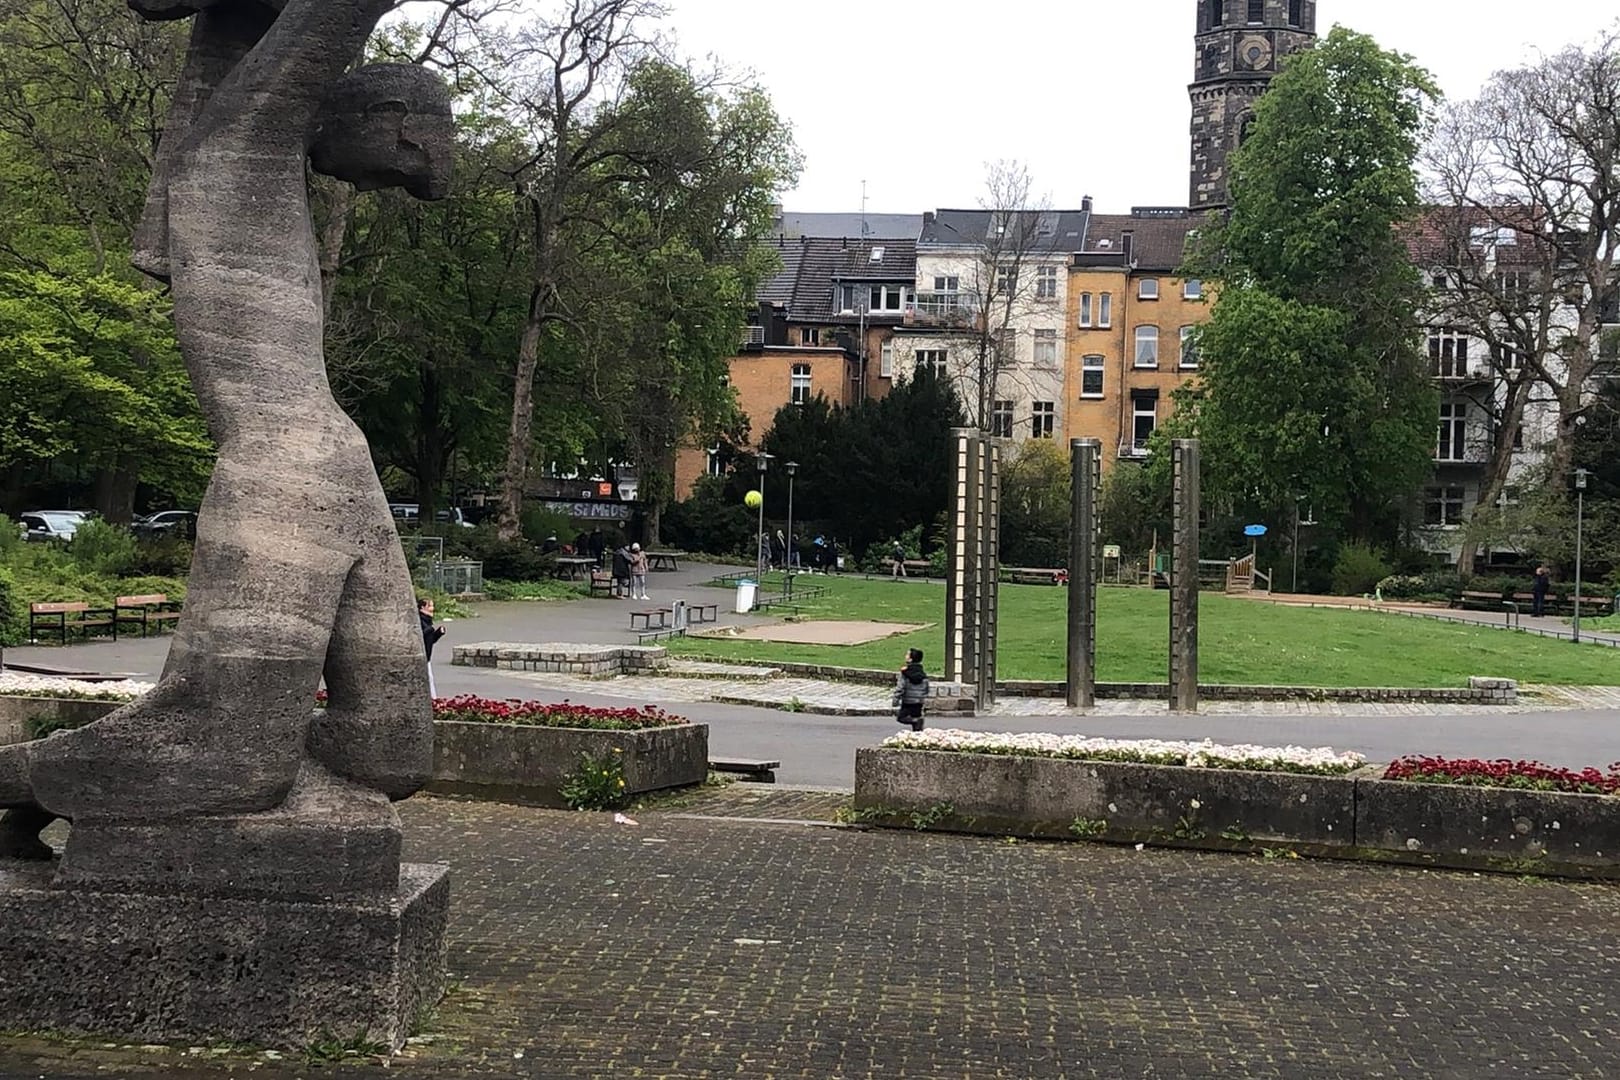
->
[18,510,87,542]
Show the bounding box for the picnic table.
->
[645,551,680,572]
[553,556,597,580]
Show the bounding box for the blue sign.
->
[1243,524,1268,537]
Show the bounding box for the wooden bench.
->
[709,757,780,784]
[881,559,932,576]
[588,570,614,597]
[1509,592,1607,617]
[1001,567,1068,586]
[114,593,183,638]
[1456,590,1505,611]
[630,608,671,630]
[29,601,115,645]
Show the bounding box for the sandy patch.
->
[719,620,928,646]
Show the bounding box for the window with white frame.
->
[1437,401,1467,460]
[1036,265,1058,300]
[1494,342,1526,372]
[1179,326,1199,369]
[1131,398,1156,451]
[1033,329,1058,368]
[1134,325,1159,367]
[1424,486,1466,526]
[1429,328,1469,378]
[880,338,894,378]
[1078,292,1093,327]
[705,447,723,477]
[991,400,1015,439]
[869,285,907,312]
[1138,278,1159,300]
[995,264,1016,296]
[915,349,949,377]
[1031,401,1055,439]
[1183,278,1203,300]
[790,363,812,405]
[1098,292,1112,327]
[1081,354,1105,398]
[800,327,819,346]
[934,275,959,292]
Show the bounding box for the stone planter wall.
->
[854,748,1620,879]
[0,696,121,746]
[430,720,708,807]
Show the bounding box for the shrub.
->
[663,477,756,558]
[1375,570,1460,601]
[1330,542,1391,596]
[69,519,138,577]
[131,535,194,577]
[442,524,554,581]
[560,748,630,811]
[0,567,25,647]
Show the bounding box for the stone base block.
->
[0,861,449,1051]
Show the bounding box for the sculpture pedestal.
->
[0,860,449,1051]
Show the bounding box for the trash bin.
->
[672,599,688,631]
[735,579,757,613]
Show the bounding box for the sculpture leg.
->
[307,512,434,801]
[0,806,57,861]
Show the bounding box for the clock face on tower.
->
[1238,35,1273,70]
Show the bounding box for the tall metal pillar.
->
[1169,439,1200,712]
[945,428,977,685]
[1066,439,1102,708]
[977,435,1000,709]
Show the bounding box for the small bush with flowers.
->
[1383,756,1620,796]
[560,748,629,811]
[883,729,1365,776]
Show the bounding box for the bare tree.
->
[912,161,1062,436]
[1421,30,1620,520]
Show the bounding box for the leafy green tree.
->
[1183,28,1438,542]
[999,441,1070,568]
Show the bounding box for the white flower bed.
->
[0,672,152,702]
[883,729,1365,776]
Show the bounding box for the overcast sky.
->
[655,1,1618,215]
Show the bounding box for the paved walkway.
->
[2,795,1616,1078]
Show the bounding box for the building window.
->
[1036,265,1058,300]
[1494,342,1526,372]
[1184,278,1203,300]
[1248,0,1265,22]
[869,285,907,312]
[1131,398,1157,452]
[915,349,949,377]
[705,447,723,477]
[1031,401,1055,439]
[1134,325,1159,368]
[791,363,812,405]
[1079,292,1093,327]
[1033,329,1058,368]
[1098,292,1112,327]
[1179,326,1199,369]
[1513,424,1525,451]
[934,275,959,292]
[1424,486,1466,527]
[880,339,894,379]
[992,400,1015,439]
[1288,0,1302,25]
[1429,328,1469,378]
[995,264,1016,296]
[1138,278,1159,300]
[1081,354,1105,398]
[996,329,1018,365]
[800,327,819,346]
[1210,0,1224,27]
[1437,402,1467,461]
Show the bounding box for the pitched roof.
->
[1082,211,1207,272]
[1406,205,1545,270]
[919,208,1091,250]
[750,236,918,320]
[775,211,924,240]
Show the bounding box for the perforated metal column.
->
[1169,439,1200,713]
[1067,439,1101,708]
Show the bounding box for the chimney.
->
[923,211,935,226]
[1121,230,1135,262]
[1081,195,1093,213]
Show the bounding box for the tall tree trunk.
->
[415,361,444,525]
[498,288,546,541]
[316,178,354,315]
[93,460,139,524]
[1458,381,1530,578]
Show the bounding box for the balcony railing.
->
[1118,438,1153,460]
[913,292,980,320]
[1430,359,1491,382]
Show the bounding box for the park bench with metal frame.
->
[29,601,115,645]
[113,593,183,638]
[629,608,671,631]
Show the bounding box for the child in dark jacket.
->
[892,647,929,732]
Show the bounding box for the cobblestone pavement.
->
[2,795,1618,1079]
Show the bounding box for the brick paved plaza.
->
[2,791,1616,1079]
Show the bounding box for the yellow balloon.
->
[744,490,763,509]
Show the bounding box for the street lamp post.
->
[754,452,770,583]
[785,461,799,575]
[1574,468,1588,644]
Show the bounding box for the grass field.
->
[667,574,1620,687]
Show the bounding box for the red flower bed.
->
[1384,756,1620,796]
[313,690,684,730]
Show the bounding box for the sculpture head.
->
[310,63,454,201]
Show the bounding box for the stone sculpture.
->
[0,0,454,1048]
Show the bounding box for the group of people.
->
[610,542,651,600]
[764,530,840,573]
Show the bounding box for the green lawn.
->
[670,575,1620,687]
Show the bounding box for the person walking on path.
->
[419,596,446,698]
[891,540,908,579]
[629,543,650,601]
[611,544,632,599]
[892,647,930,732]
[1532,565,1552,617]
[588,527,605,568]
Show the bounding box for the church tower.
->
[1189,0,1317,210]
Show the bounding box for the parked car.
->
[18,510,87,542]
[133,510,198,538]
[387,504,473,528]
